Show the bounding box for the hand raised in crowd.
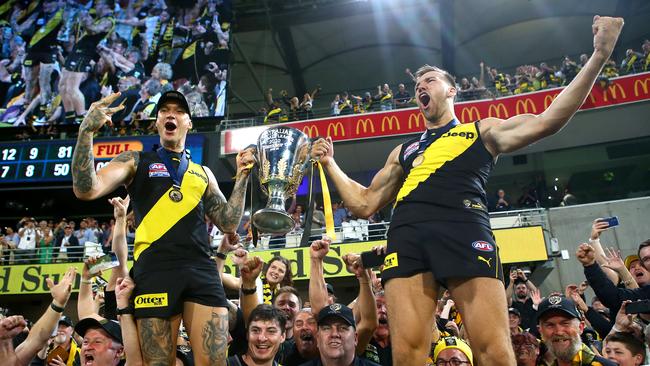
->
[602,247,625,273]
[80,92,125,133]
[530,288,543,307]
[115,277,135,309]
[49,355,67,366]
[613,301,639,334]
[369,270,383,293]
[109,195,130,219]
[342,253,367,279]
[82,256,101,280]
[590,218,610,240]
[516,269,528,282]
[0,315,27,340]
[47,267,76,309]
[240,256,264,286]
[565,284,588,313]
[576,243,597,266]
[310,237,331,260]
[509,269,518,282]
[231,248,248,268]
[578,280,589,294]
[310,137,334,166]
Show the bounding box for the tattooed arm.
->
[72,93,135,200]
[203,148,256,232]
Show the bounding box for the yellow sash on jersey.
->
[395,123,478,204]
[29,9,63,47]
[182,41,197,60]
[133,161,208,260]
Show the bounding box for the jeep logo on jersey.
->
[441,131,475,140]
[472,241,494,252]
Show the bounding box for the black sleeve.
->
[227,307,247,356]
[104,290,117,321]
[585,307,613,338]
[584,263,650,312]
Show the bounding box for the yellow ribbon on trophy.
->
[316,161,336,241]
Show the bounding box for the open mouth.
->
[419,92,431,108]
[378,317,388,325]
[84,354,94,365]
[164,122,177,131]
[300,333,314,342]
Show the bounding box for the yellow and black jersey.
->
[127,151,213,273]
[28,9,64,52]
[392,121,494,227]
[75,16,115,54]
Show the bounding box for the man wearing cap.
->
[72,90,255,366]
[431,336,473,366]
[75,318,124,366]
[34,316,80,366]
[536,295,614,366]
[299,304,381,366]
[623,254,650,287]
[508,308,523,335]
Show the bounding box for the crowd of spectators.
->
[2,194,650,366]
[0,0,232,139]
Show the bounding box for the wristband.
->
[50,302,64,313]
[81,279,92,285]
[116,306,135,315]
[215,252,227,260]
[241,285,257,295]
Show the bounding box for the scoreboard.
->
[0,135,205,184]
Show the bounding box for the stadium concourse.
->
[1,1,650,366]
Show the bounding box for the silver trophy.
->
[252,126,311,235]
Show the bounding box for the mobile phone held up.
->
[89,252,120,275]
[360,250,387,269]
[625,300,650,314]
[599,216,620,228]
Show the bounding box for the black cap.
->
[326,283,335,295]
[317,303,355,328]
[537,295,581,322]
[155,90,191,117]
[58,316,73,327]
[75,318,123,344]
[508,307,521,317]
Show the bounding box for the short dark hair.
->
[249,304,287,334]
[414,65,456,87]
[274,286,302,309]
[636,239,650,259]
[604,332,645,361]
[511,331,539,349]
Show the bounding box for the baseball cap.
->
[155,90,190,117]
[317,303,355,328]
[58,316,73,327]
[433,336,473,365]
[536,295,581,322]
[508,307,521,317]
[624,255,640,270]
[75,318,123,344]
[326,283,335,295]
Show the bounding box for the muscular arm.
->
[203,166,248,233]
[354,272,378,355]
[481,17,623,155]
[85,18,113,35]
[321,144,404,218]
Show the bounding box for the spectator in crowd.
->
[642,40,650,71]
[511,332,540,366]
[536,295,615,366]
[131,78,163,122]
[602,332,645,366]
[393,83,411,108]
[299,304,381,366]
[494,189,511,211]
[486,65,510,96]
[150,62,174,93]
[431,336,473,366]
[375,84,393,111]
[17,217,38,264]
[508,308,523,335]
[36,223,54,264]
[207,62,229,117]
[32,316,80,365]
[368,292,391,366]
[338,92,353,116]
[265,88,287,123]
[282,309,320,365]
[331,94,341,116]
[227,304,287,366]
[74,318,125,366]
[1,226,18,265]
[333,201,349,228]
[55,224,80,263]
[620,48,645,75]
[299,87,320,120]
[506,269,539,331]
[560,56,580,85]
[75,218,97,245]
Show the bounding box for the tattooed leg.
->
[137,316,180,366]
[184,303,228,366]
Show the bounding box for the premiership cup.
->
[252,126,311,235]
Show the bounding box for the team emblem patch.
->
[134,293,169,308]
[383,253,399,269]
[403,141,419,160]
[149,163,170,177]
[548,295,562,305]
[472,241,494,252]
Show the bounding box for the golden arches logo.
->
[543,93,559,109]
[408,113,425,129]
[603,83,626,102]
[381,115,401,132]
[356,118,375,135]
[487,104,508,119]
[515,98,537,114]
[302,125,320,138]
[588,92,597,105]
[327,122,345,137]
[460,106,481,122]
[634,78,650,97]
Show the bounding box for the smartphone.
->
[625,300,650,314]
[599,216,620,228]
[89,252,119,275]
[360,250,387,269]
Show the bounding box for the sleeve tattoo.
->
[205,174,248,232]
[138,318,174,366]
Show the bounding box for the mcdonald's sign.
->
[327,122,345,137]
[356,118,375,135]
[460,106,481,122]
[302,125,320,138]
[515,98,537,114]
[487,103,508,119]
[634,78,650,97]
[381,115,401,132]
[604,83,626,102]
[543,93,559,109]
[408,113,425,129]
[588,92,597,105]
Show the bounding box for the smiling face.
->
[538,313,583,362]
[81,328,123,366]
[317,318,357,363]
[54,323,73,346]
[246,319,285,364]
[155,101,192,151]
[414,69,456,123]
[265,259,287,286]
[604,341,643,366]
[274,292,300,329]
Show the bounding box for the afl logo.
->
[472,241,494,252]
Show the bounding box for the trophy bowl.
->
[252,126,311,235]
